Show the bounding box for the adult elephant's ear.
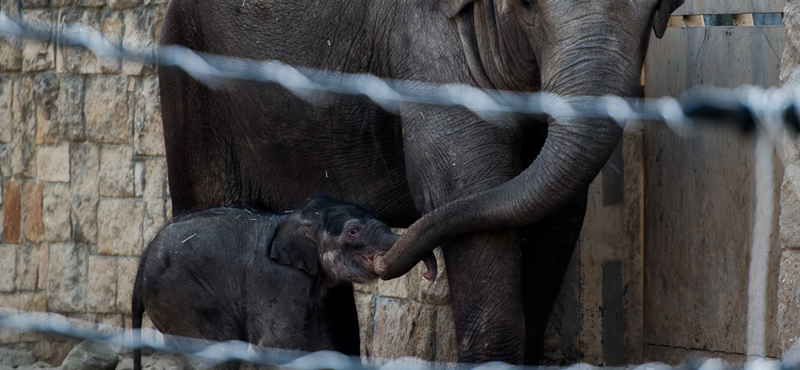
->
[269,213,319,275]
[441,0,473,18]
[652,0,685,38]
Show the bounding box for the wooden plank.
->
[673,0,786,15]
[646,26,783,91]
[641,25,784,360]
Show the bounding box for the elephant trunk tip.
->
[422,253,437,284]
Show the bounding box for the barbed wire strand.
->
[2,11,800,370]
[2,12,800,136]
[0,310,796,370]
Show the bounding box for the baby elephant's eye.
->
[346,227,361,239]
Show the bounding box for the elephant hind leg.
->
[442,230,525,364]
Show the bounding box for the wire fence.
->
[1,9,799,370]
[0,309,796,370]
[0,12,799,139]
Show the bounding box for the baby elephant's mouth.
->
[356,252,376,269]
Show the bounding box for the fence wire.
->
[1,9,800,370]
[0,309,796,370]
[0,12,799,138]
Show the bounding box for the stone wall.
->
[779,0,800,354]
[0,0,169,361]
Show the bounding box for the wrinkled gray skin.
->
[131,196,399,370]
[158,0,683,363]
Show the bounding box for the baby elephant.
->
[131,195,399,369]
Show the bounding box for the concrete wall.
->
[0,0,168,362]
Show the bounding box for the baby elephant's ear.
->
[269,213,319,275]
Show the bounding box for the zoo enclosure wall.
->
[0,0,796,366]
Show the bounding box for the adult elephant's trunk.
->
[375,28,642,279]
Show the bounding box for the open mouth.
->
[356,252,375,268]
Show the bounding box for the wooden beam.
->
[673,0,785,16]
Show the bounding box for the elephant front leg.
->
[443,230,525,363]
[402,107,526,363]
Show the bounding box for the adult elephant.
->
[158,0,682,364]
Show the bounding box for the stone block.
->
[354,292,375,357]
[22,182,42,243]
[0,2,22,72]
[16,244,41,291]
[781,2,800,87]
[0,145,10,178]
[31,337,81,365]
[408,247,450,305]
[11,75,35,179]
[58,10,122,74]
[123,8,155,75]
[353,280,378,294]
[98,199,143,256]
[97,313,123,331]
[372,298,436,360]
[1,0,21,17]
[140,159,167,245]
[87,256,117,313]
[73,0,108,8]
[3,181,21,244]
[51,0,73,8]
[0,36,23,73]
[21,10,55,72]
[75,0,105,8]
[780,249,800,351]
[782,163,800,249]
[0,246,17,292]
[58,75,86,142]
[21,0,48,8]
[70,144,99,244]
[99,145,134,197]
[0,293,20,343]
[19,292,46,341]
[134,76,165,156]
[36,244,48,291]
[19,292,46,312]
[152,6,166,39]
[33,73,59,144]
[0,76,12,143]
[37,145,70,183]
[98,11,124,73]
[108,0,141,10]
[435,306,458,363]
[378,273,409,299]
[47,243,88,313]
[116,257,138,314]
[85,75,132,144]
[58,8,99,75]
[43,184,70,242]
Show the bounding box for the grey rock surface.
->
[60,340,119,370]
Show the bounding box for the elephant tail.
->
[132,260,145,370]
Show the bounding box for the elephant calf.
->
[131,195,400,369]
